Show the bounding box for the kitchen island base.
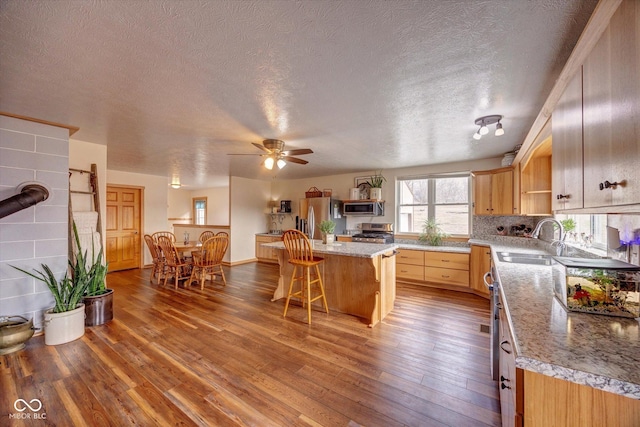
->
[270,245,396,327]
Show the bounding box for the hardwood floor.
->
[1,263,500,426]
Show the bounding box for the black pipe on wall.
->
[0,184,50,219]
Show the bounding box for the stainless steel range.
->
[352,223,394,244]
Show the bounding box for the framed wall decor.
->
[354,176,371,200]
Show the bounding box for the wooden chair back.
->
[199,231,215,243]
[144,234,160,260]
[157,235,182,267]
[152,231,176,243]
[201,235,228,266]
[282,229,315,263]
[215,231,229,238]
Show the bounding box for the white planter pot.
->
[322,234,335,244]
[44,304,85,346]
[369,187,382,200]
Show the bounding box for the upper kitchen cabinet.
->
[520,136,553,216]
[582,0,640,209]
[473,167,515,215]
[552,69,584,211]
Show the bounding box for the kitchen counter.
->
[478,239,640,400]
[263,240,398,258]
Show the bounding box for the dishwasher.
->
[484,267,500,381]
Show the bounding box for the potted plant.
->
[12,261,89,346]
[72,222,112,326]
[560,218,576,241]
[366,170,386,200]
[418,219,449,246]
[318,220,336,244]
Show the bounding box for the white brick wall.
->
[0,115,69,330]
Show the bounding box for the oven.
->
[484,266,500,381]
[352,223,394,243]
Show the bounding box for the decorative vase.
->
[44,304,85,346]
[83,289,114,326]
[322,233,335,244]
[0,316,34,355]
[369,187,382,200]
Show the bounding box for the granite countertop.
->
[262,240,398,258]
[482,240,640,400]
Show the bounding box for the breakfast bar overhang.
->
[263,240,399,327]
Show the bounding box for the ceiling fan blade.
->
[283,156,308,165]
[283,148,313,156]
[252,142,272,153]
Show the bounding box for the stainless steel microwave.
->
[343,201,384,216]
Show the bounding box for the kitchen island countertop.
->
[262,240,398,258]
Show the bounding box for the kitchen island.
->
[262,240,398,327]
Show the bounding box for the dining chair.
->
[189,235,228,290]
[215,231,229,238]
[144,234,166,284]
[156,235,191,289]
[198,231,215,243]
[152,231,176,243]
[281,229,329,324]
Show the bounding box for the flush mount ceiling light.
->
[473,115,504,140]
[170,176,181,189]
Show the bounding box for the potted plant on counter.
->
[72,223,112,326]
[318,220,336,244]
[418,219,449,246]
[366,170,386,200]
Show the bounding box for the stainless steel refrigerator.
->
[299,197,346,240]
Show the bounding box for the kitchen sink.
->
[497,252,553,266]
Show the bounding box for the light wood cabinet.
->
[469,245,491,298]
[582,0,640,209]
[396,249,425,281]
[520,137,553,216]
[397,249,469,289]
[255,235,281,263]
[336,235,352,242]
[552,69,584,211]
[473,168,514,215]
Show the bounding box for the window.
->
[397,174,470,235]
[193,197,207,225]
[557,213,607,251]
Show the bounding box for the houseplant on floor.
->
[72,222,112,326]
[12,261,89,346]
[318,220,336,244]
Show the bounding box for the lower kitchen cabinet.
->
[255,235,281,263]
[396,248,470,289]
[470,245,491,298]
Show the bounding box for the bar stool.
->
[282,229,329,324]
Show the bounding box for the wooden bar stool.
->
[282,229,329,324]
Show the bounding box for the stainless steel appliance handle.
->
[382,250,398,258]
[483,271,494,290]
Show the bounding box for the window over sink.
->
[397,174,471,236]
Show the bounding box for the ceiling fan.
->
[229,139,313,170]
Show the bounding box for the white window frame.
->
[193,197,207,225]
[396,173,471,237]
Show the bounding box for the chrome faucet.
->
[532,218,566,256]
[532,218,564,241]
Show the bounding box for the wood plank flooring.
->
[1,263,500,426]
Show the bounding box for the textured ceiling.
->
[0,0,597,188]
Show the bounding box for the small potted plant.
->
[418,219,449,246]
[366,170,386,200]
[560,218,576,241]
[71,223,112,326]
[318,220,336,244]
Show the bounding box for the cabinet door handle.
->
[500,375,510,382]
[556,194,569,200]
[441,275,450,278]
[501,382,512,390]
[599,180,623,190]
[500,340,512,354]
[441,259,449,262]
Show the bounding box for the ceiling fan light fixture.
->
[276,158,286,169]
[264,156,275,170]
[495,121,504,136]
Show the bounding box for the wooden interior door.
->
[106,185,142,272]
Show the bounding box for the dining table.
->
[174,241,202,256]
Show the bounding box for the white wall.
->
[167,184,230,226]
[167,188,192,224]
[229,176,271,263]
[271,157,503,231]
[107,170,169,265]
[0,115,70,329]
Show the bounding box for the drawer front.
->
[336,236,353,242]
[397,249,425,266]
[396,263,424,281]
[424,267,470,287]
[425,252,469,271]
